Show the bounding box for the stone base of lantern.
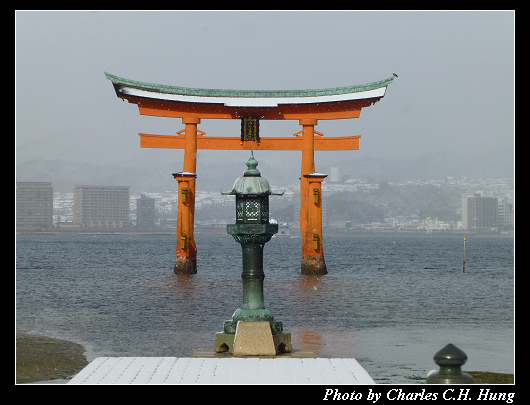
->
[214,321,292,355]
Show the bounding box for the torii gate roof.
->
[105,72,394,120]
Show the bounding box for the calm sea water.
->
[15,233,514,383]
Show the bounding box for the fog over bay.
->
[16,11,514,192]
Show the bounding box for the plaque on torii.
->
[105,72,395,275]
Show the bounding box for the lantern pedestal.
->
[214,323,293,356]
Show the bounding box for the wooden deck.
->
[68,357,375,384]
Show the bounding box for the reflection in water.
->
[296,329,324,355]
[293,275,324,296]
[170,274,195,292]
[289,275,325,355]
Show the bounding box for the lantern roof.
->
[224,152,281,196]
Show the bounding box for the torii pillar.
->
[172,116,200,274]
[302,171,328,275]
[172,171,197,274]
[299,118,327,275]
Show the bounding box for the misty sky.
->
[15,10,514,183]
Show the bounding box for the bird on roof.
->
[393,73,398,77]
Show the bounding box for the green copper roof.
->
[221,152,283,196]
[105,72,394,99]
[228,152,272,195]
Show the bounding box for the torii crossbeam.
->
[105,72,394,275]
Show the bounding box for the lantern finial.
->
[244,150,260,177]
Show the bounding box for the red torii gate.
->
[105,72,394,275]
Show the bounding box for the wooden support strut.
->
[139,133,360,151]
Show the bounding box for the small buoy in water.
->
[463,236,466,273]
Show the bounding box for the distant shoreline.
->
[16,229,513,237]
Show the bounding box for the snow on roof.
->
[105,72,394,108]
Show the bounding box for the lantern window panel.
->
[261,198,269,222]
[245,198,260,221]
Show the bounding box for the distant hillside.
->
[15,158,247,193]
[323,147,513,183]
[15,147,513,193]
